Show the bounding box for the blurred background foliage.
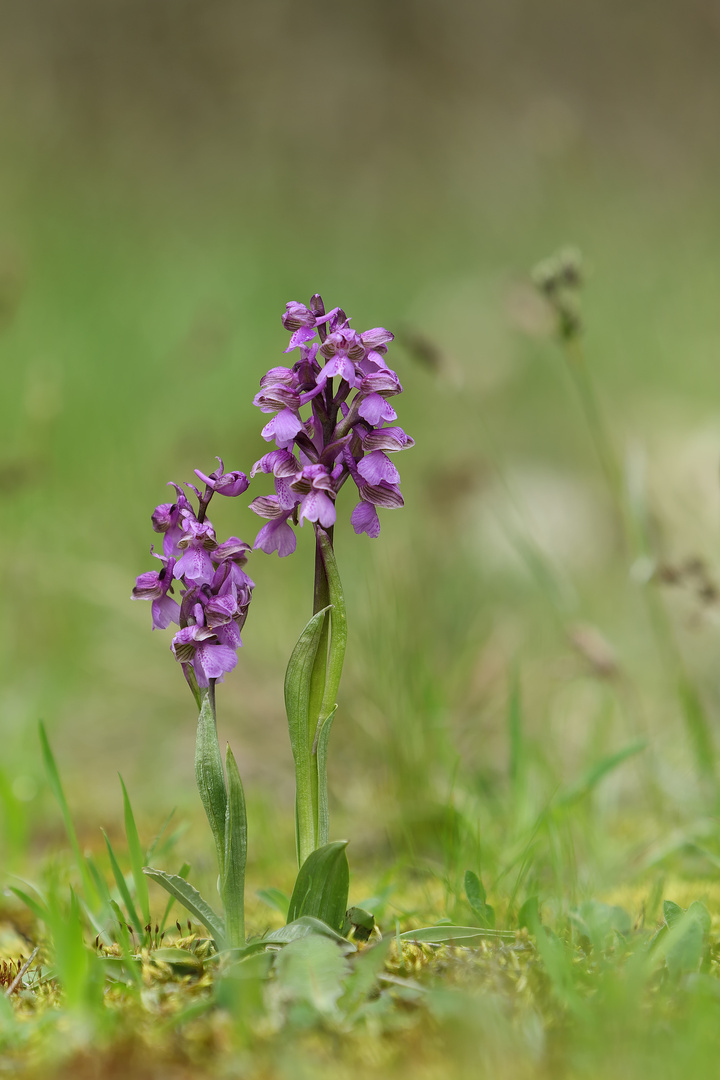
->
[1,0,720,896]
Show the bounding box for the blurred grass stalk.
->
[536,249,717,796]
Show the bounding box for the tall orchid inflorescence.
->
[132,460,254,950]
[249,294,414,556]
[250,295,413,868]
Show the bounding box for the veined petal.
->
[275,476,299,511]
[215,620,242,649]
[358,394,397,425]
[298,490,336,528]
[174,547,215,585]
[261,408,303,444]
[361,327,394,349]
[319,354,358,387]
[194,642,238,682]
[132,570,163,600]
[249,494,285,519]
[357,449,400,486]
[284,325,318,352]
[251,449,301,478]
[358,481,404,509]
[254,518,297,557]
[260,365,297,388]
[205,593,237,626]
[362,425,415,452]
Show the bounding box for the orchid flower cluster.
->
[132,460,254,696]
[249,294,414,555]
[132,295,413,950]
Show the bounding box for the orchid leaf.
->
[287,841,350,934]
[195,688,227,877]
[315,705,338,848]
[265,916,355,951]
[222,745,247,949]
[273,934,351,1015]
[284,606,330,865]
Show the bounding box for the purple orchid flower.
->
[171,623,238,687]
[132,554,180,630]
[194,458,249,498]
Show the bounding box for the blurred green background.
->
[1,0,720,891]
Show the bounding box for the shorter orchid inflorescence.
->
[249,294,414,556]
[132,459,255,950]
[132,459,254,695]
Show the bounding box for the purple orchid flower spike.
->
[133,461,256,950]
[249,293,413,553]
[133,460,255,693]
[246,295,414,867]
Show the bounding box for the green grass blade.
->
[8,885,49,925]
[85,854,115,940]
[145,807,177,864]
[256,888,290,918]
[507,664,523,794]
[556,740,647,806]
[101,828,143,932]
[119,776,151,927]
[143,867,226,947]
[108,899,142,983]
[86,854,112,907]
[38,721,96,905]
[677,675,716,784]
[222,745,247,949]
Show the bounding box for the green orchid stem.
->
[311,527,348,849]
[308,526,332,838]
[194,682,246,948]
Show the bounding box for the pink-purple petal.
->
[351,500,381,538]
[152,594,181,630]
[358,394,397,425]
[254,518,297,557]
[357,450,400,486]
